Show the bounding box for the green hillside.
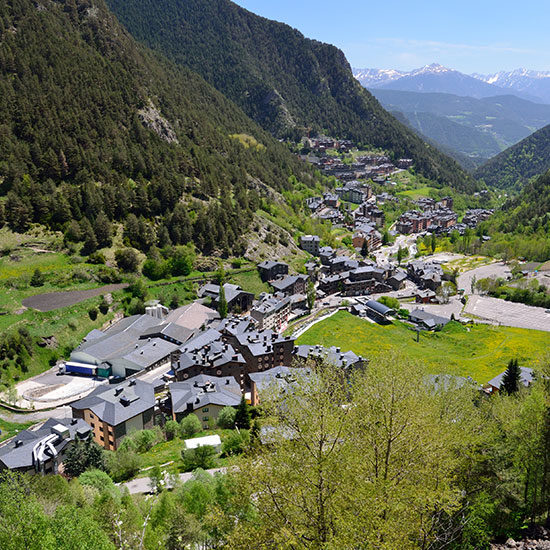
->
[475,124,550,189]
[0,0,316,255]
[105,0,477,193]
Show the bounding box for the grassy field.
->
[296,310,549,383]
[397,186,434,200]
[138,429,237,476]
[0,417,36,441]
[228,269,271,297]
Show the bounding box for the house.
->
[249,366,310,406]
[0,418,91,474]
[257,261,289,282]
[171,329,247,387]
[68,314,192,379]
[198,283,254,313]
[319,246,335,265]
[271,274,308,296]
[300,235,321,256]
[407,261,444,291]
[230,330,296,381]
[387,270,407,290]
[364,300,394,323]
[250,294,291,331]
[352,223,382,252]
[485,367,534,394]
[409,309,450,330]
[415,289,437,303]
[168,375,241,427]
[71,379,155,450]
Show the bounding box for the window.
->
[100,436,104,441]
[203,417,209,422]
[91,423,95,428]
[202,407,209,413]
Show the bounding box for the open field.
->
[0,417,36,442]
[296,310,549,383]
[397,186,434,200]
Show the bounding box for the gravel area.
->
[22,283,128,312]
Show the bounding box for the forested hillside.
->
[106,0,477,193]
[0,0,315,255]
[475,124,550,189]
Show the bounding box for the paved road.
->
[121,467,227,494]
[374,234,417,267]
[457,262,511,294]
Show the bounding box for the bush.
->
[142,259,169,281]
[378,296,400,311]
[106,449,142,482]
[118,428,163,454]
[115,248,139,273]
[78,469,114,492]
[164,420,179,440]
[88,308,98,321]
[181,445,216,471]
[221,430,250,457]
[98,297,109,315]
[216,406,237,429]
[63,439,105,478]
[179,414,202,437]
[87,251,106,265]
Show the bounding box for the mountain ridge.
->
[105,0,476,193]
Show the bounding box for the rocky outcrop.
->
[491,527,550,550]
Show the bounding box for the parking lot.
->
[465,295,550,332]
[14,367,106,409]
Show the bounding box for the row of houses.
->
[396,208,458,235]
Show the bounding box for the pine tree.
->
[218,284,228,319]
[502,358,521,395]
[79,217,97,256]
[30,268,45,287]
[431,233,437,254]
[235,396,251,430]
[361,240,369,258]
[93,212,112,249]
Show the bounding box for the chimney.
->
[129,379,136,387]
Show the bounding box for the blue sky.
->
[232,0,550,73]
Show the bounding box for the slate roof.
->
[293,344,365,368]
[170,375,241,413]
[271,275,307,293]
[164,302,220,330]
[365,300,394,316]
[235,330,290,357]
[71,314,180,371]
[0,418,90,470]
[71,379,155,426]
[487,367,534,390]
[249,366,309,393]
[409,309,450,328]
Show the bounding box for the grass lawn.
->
[228,269,271,297]
[0,417,36,441]
[296,310,549,383]
[138,429,237,476]
[397,186,434,200]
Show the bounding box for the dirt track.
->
[22,283,128,312]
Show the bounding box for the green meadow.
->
[297,310,549,383]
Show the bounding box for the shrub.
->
[118,428,163,454]
[98,297,109,315]
[115,248,139,273]
[181,445,216,471]
[179,414,202,437]
[87,251,106,265]
[106,449,142,483]
[78,469,114,492]
[216,406,237,429]
[164,420,179,441]
[221,430,250,457]
[88,308,98,321]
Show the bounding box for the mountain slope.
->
[369,89,550,162]
[0,0,315,254]
[474,125,550,189]
[473,69,550,104]
[105,0,476,193]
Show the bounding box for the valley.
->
[0,1,549,549]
